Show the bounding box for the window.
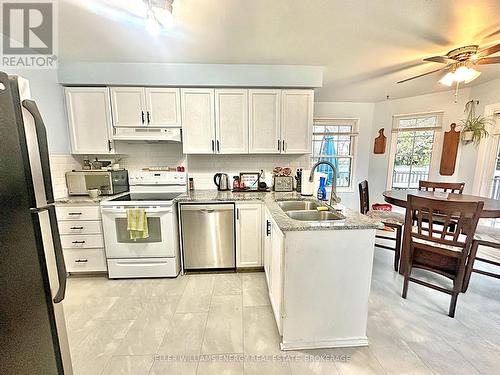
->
[389,112,443,189]
[312,118,358,189]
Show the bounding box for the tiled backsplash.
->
[187,154,311,189]
[50,144,312,196]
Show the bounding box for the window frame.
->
[386,111,444,190]
[312,117,359,192]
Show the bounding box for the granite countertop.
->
[55,192,127,206]
[175,190,382,232]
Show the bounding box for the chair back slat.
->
[358,180,370,214]
[404,195,483,257]
[418,180,465,194]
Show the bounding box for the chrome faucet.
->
[309,160,341,205]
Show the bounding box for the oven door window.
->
[115,217,162,243]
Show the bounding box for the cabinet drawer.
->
[58,220,102,235]
[61,234,104,249]
[56,206,101,221]
[64,248,107,273]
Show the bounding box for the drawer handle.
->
[68,212,82,216]
[70,226,84,230]
[74,259,88,263]
[71,240,86,244]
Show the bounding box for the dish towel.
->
[127,208,149,240]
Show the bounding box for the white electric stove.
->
[100,171,186,278]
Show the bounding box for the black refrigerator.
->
[0,71,72,374]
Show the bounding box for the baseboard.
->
[280,336,369,351]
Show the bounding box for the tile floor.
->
[64,249,500,375]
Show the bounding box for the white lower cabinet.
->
[235,203,263,268]
[263,206,284,334]
[56,204,107,273]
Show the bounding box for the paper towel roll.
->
[301,170,328,196]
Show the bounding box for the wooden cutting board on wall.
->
[440,123,460,176]
[373,128,386,154]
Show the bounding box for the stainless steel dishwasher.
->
[180,203,235,270]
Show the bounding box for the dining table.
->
[383,189,500,274]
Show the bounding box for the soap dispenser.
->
[317,176,327,201]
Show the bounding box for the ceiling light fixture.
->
[144,0,173,36]
[438,65,481,87]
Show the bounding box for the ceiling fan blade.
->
[477,56,500,65]
[397,66,448,84]
[424,56,456,64]
[478,43,500,57]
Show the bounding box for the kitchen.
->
[2,1,500,375]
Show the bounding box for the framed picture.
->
[239,172,260,188]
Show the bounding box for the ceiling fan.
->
[397,43,500,85]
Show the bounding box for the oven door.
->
[101,205,174,258]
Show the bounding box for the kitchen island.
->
[175,190,382,350]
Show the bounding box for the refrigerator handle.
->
[48,205,67,303]
[21,99,55,204]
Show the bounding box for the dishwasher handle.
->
[180,204,234,212]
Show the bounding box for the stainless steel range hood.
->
[113,127,182,142]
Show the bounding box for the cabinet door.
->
[64,87,114,154]
[281,89,314,154]
[144,88,181,127]
[269,220,284,334]
[248,89,281,154]
[181,88,216,154]
[215,89,248,154]
[110,87,145,127]
[236,203,262,268]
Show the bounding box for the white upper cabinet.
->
[110,87,181,127]
[64,87,114,154]
[248,89,281,154]
[144,88,181,127]
[281,89,314,154]
[110,87,145,127]
[215,89,248,154]
[235,203,262,268]
[181,88,216,154]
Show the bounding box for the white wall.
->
[3,69,70,154]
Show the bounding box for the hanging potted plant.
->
[460,100,493,145]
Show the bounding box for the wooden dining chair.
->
[402,195,483,317]
[418,180,465,194]
[418,180,465,231]
[462,225,500,292]
[359,180,405,271]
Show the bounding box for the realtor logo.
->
[1,1,57,68]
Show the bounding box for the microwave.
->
[65,170,129,196]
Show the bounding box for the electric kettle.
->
[213,173,230,191]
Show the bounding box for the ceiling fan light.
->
[145,9,161,36]
[464,69,481,83]
[154,7,173,28]
[454,66,478,82]
[439,72,455,86]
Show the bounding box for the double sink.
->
[277,200,345,221]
